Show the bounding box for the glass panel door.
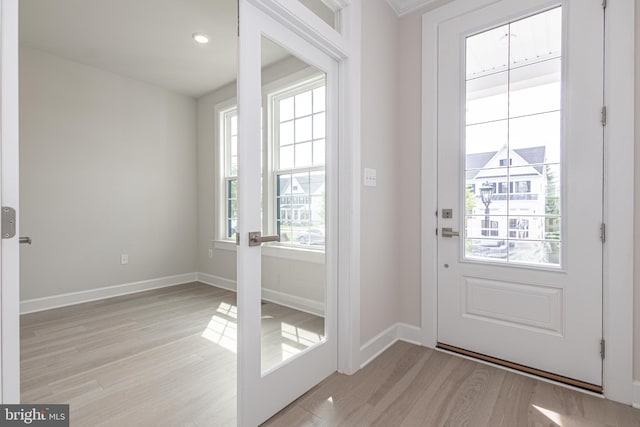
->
[237,2,338,425]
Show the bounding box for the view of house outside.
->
[464,7,562,266]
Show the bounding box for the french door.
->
[237,1,339,425]
[437,0,604,388]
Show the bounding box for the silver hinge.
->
[600,339,605,359]
[1,207,16,239]
[600,223,606,243]
[601,106,607,126]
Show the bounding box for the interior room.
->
[1,0,640,426]
[17,0,334,425]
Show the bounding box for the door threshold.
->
[436,342,603,394]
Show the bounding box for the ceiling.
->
[19,0,291,98]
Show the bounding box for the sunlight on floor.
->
[280,322,324,362]
[532,404,563,426]
[201,302,238,353]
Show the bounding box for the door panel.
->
[237,2,338,425]
[437,0,603,386]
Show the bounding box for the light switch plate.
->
[364,168,377,187]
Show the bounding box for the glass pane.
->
[464,7,563,268]
[280,121,294,146]
[295,116,313,143]
[510,7,562,67]
[262,37,327,373]
[280,145,294,170]
[466,72,508,125]
[313,139,325,166]
[466,25,509,79]
[295,91,312,117]
[295,142,313,167]
[313,112,326,139]
[509,112,560,164]
[466,120,508,164]
[509,58,561,117]
[509,241,561,266]
[297,0,340,31]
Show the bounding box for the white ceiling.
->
[19,0,290,98]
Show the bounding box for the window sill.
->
[212,240,325,264]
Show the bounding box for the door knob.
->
[441,228,460,238]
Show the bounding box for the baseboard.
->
[20,273,198,314]
[196,272,324,316]
[196,272,237,292]
[261,289,324,317]
[633,381,640,409]
[360,322,423,368]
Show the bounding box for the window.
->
[218,76,326,250]
[273,78,326,247]
[464,7,562,266]
[221,108,238,239]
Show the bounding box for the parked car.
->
[297,228,325,245]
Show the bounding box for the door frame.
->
[420,0,635,404]
[0,0,362,403]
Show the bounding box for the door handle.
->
[20,236,32,245]
[248,231,280,247]
[441,228,460,238]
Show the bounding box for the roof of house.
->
[466,146,546,180]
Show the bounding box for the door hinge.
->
[601,106,607,126]
[1,207,16,239]
[602,0,607,9]
[600,223,606,243]
[600,339,605,359]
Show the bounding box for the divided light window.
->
[464,7,562,266]
[273,77,326,247]
[222,108,238,240]
[218,76,326,250]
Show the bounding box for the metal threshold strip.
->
[436,342,603,394]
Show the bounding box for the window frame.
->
[215,72,326,256]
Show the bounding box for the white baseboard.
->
[20,273,198,314]
[633,381,640,409]
[196,272,324,316]
[196,272,237,292]
[360,322,423,368]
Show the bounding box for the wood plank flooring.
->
[20,282,324,427]
[264,341,640,427]
[21,284,640,426]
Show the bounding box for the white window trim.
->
[215,70,327,254]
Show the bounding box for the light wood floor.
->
[21,282,324,427]
[264,341,640,427]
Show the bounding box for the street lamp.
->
[480,182,495,236]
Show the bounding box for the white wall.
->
[19,47,198,300]
[360,0,402,344]
[634,3,640,382]
[196,56,325,308]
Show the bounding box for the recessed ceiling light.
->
[192,33,210,44]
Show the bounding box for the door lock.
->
[441,228,460,238]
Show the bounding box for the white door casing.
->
[436,0,603,387]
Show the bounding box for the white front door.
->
[437,0,604,388]
[237,2,339,425]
